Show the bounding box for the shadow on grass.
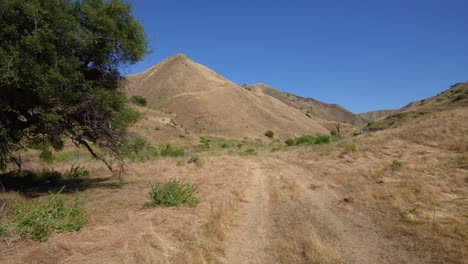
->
[0,170,122,198]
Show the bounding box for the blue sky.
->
[126,0,468,113]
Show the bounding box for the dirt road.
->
[223,156,420,264]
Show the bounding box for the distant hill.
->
[364,82,468,130]
[358,110,399,121]
[249,83,366,125]
[125,54,329,140]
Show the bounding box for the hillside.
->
[358,109,398,121]
[365,82,468,131]
[125,54,328,140]
[249,83,366,125]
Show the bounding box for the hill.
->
[125,54,329,140]
[358,109,398,121]
[249,83,366,125]
[364,82,468,131]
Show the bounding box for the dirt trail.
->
[223,156,419,264]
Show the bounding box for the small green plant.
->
[264,130,274,138]
[271,147,281,152]
[315,134,331,145]
[39,149,54,163]
[130,95,148,106]
[123,137,158,161]
[160,144,185,157]
[146,179,199,207]
[295,135,317,145]
[13,190,87,241]
[285,138,296,146]
[63,166,89,178]
[392,159,404,169]
[345,142,358,152]
[221,143,229,149]
[241,148,257,156]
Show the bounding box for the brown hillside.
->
[358,109,398,121]
[125,54,328,139]
[249,83,366,125]
[365,82,468,130]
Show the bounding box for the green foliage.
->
[0,0,148,171]
[39,149,54,163]
[295,135,317,145]
[315,135,331,144]
[452,93,466,102]
[221,143,229,149]
[160,144,185,157]
[63,166,89,179]
[345,142,358,152]
[392,160,404,169]
[241,148,257,156]
[264,130,274,138]
[13,191,87,241]
[285,138,296,146]
[146,179,199,207]
[54,150,92,163]
[330,130,337,136]
[122,136,158,161]
[130,95,148,106]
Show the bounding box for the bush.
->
[221,143,229,149]
[63,166,89,179]
[295,135,317,145]
[130,95,148,106]
[392,160,404,169]
[124,137,158,161]
[241,148,257,156]
[13,191,87,241]
[146,179,199,207]
[285,138,296,146]
[264,130,274,138]
[345,142,358,152]
[160,144,185,157]
[315,134,331,145]
[39,149,54,163]
[330,130,337,136]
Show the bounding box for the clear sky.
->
[126,0,468,113]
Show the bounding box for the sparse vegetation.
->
[9,190,87,241]
[160,144,185,158]
[345,142,358,152]
[146,179,199,207]
[39,149,54,163]
[63,166,90,179]
[264,130,274,138]
[123,136,158,161]
[391,159,404,169]
[130,95,148,106]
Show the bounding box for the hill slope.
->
[249,83,366,125]
[125,54,328,139]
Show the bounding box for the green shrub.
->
[264,130,274,138]
[345,142,358,152]
[160,144,185,157]
[285,138,296,146]
[63,166,89,178]
[330,130,337,136]
[123,137,158,161]
[13,191,87,241]
[130,95,148,106]
[146,179,199,207]
[221,143,229,149]
[241,148,257,156]
[295,135,317,145]
[392,160,404,169]
[271,147,281,152]
[315,134,331,144]
[39,149,54,163]
[452,94,466,102]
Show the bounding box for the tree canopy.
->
[0,0,148,171]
